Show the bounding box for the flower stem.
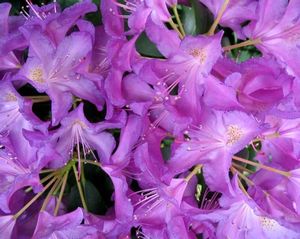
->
[232,162,254,174]
[40,168,56,174]
[185,164,202,182]
[207,0,230,35]
[54,170,69,216]
[74,159,102,168]
[25,171,58,193]
[25,95,50,103]
[72,165,88,211]
[168,18,184,39]
[223,39,261,51]
[232,156,291,177]
[231,167,254,186]
[172,5,185,37]
[40,175,62,211]
[13,176,57,220]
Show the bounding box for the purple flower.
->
[168,110,260,194]
[130,178,189,238]
[21,0,97,44]
[32,208,97,239]
[168,31,223,81]
[243,0,300,78]
[193,176,300,238]
[0,214,15,238]
[200,0,257,38]
[25,103,123,168]
[19,31,104,125]
[0,3,25,71]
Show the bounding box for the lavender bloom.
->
[2,0,300,237]
[32,208,97,239]
[19,31,104,125]
[200,0,257,38]
[243,0,300,78]
[168,110,260,194]
[0,3,25,71]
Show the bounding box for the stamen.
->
[70,120,97,177]
[149,111,169,130]
[122,169,142,180]
[145,198,163,214]
[129,188,157,197]
[20,9,29,19]
[113,1,136,12]
[134,194,160,209]
[136,227,151,239]
[26,0,43,20]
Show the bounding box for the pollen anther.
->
[30,67,45,83]
[226,124,243,145]
[5,93,17,102]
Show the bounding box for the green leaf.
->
[160,137,174,161]
[135,32,163,58]
[236,148,249,160]
[85,11,101,26]
[192,1,214,34]
[67,180,106,215]
[58,0,79,9]
[181,5,196,35]
[85,0,102,26]
[67,184,82,211]
[84,180,106,214]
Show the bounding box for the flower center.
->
[30,67,45,83]
[226,124,243,145]
[260,217,276,230]
[189,48,206,64]
[5,93,17,102]
[72,120,86,128]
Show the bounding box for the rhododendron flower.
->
[243,0,300,78]
[168,110,260,193]
[2,0,300,238]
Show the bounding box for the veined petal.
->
[0,215,15,238]
[50,32,92,77]
[32,208,97,239]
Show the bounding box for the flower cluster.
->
[1,0,300,238]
